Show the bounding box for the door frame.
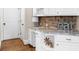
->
[20,8,27,44]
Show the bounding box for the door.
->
[0,8,3,46]
[2,8,20,40]
[20,8,26,40]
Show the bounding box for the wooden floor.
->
[0,38,35,51]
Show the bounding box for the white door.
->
[0,9,3,46]
[20,9,26,40]
[2,8,20,40]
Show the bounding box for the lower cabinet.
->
[54,42,79,51]
[36,33,55,51]
[36,33,79,51]
[28,29,37,47]
[54,35,79,51]
[29,29,79,51]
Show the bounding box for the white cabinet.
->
[55,35,79,42]
[28,29,37,47]
[44,8,60,16]
[33,8,79,16]
[35,32,79,51]
[55,42,79,51]
[36,33,45,51]
[59,8,79,16]
[54,35,79,51]
[36,33,55,51]
[48,8,79,16]
[33,8,45,16]
[45,8,79,16]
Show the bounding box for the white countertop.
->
[29,27,79,36]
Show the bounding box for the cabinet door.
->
[45,8,57,16]
[33,8,45,16]
[59,8,79,16]
[44,8,79,16]
[36,34,55,51]
[28,29,36,47]
[3,8,20,40]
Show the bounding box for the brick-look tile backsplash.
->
[38,16,77,31]
[39,16,59,30]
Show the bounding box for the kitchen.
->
[0,8,79,51]
[28,8,79,51]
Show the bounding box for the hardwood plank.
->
[0,38,35,51]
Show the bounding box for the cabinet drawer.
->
[71,36,79,42]
[55,35,79,42]
[55,35,71,42]
[55,42,79,51]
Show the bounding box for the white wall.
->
[25,8,33,44]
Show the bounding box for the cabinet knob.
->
[56,43,59,46]
[3,23,6,26]
[57,11,59,14]
[22,24,24,26]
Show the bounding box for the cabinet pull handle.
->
[66,39,71,40]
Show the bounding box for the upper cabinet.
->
[33,8,79,16]
[33,8,45,16]
[59,8,79,16]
